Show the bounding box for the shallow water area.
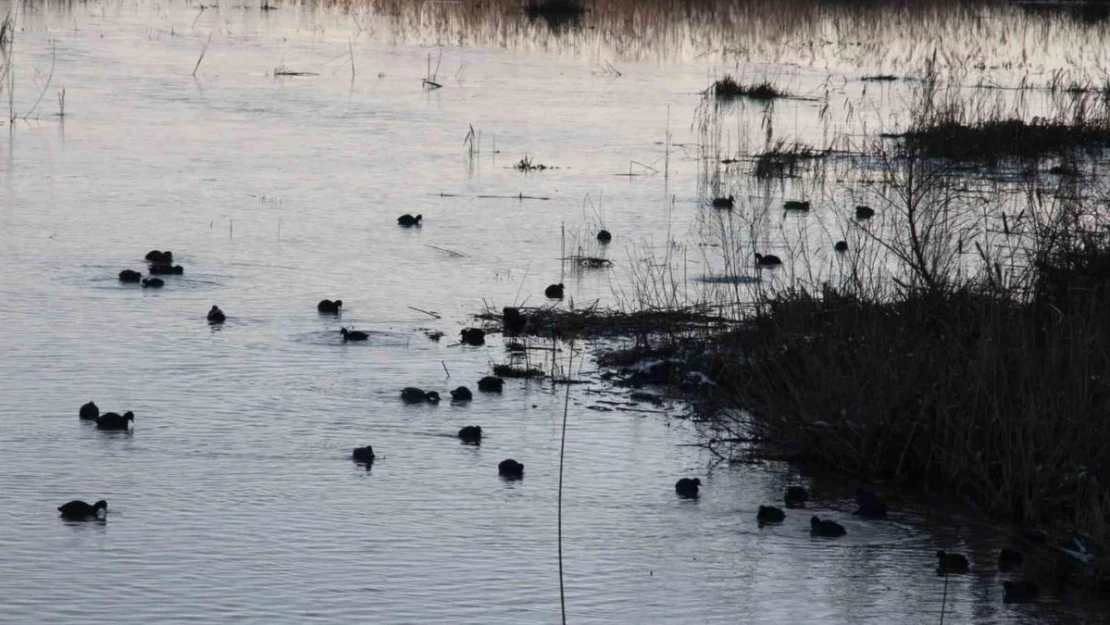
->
[1,0,1108,623]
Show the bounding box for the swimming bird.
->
[855,205,875,219]
[597,229,612,243]
[712,196,735,209]
[401,387,429,403]
[458,425,482,444]
[855,487,888,518]
[58,499,107,520]
[545,283,564,299]
[477,376,504,393]
[783,200,811,211]
[317,299,343,314]
[834,240,849,253]
[207,306,226,324]
[675,477,701,499]
[145,250,173,264]
[397,214,422,227]
[1002,580,1040,603]
[757,505,786,525]
[79,401,99,420]
[352,446,375,465]
[499,458,524,479]
[148,264,183,275]
[460,328,485,346]
[755,253,782,267]
[937,550,970,575]
[450,386,473,402]
[118,269,142,283]
[998,547,1024,572]
[784,486,809,508]
[340,327,369,342]
[810,516,846,537]
[425,391,441,403]
[141,278,164,288]
[96,411,134,430]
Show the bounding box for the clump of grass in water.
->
[753,140,825,179]
[564,254,612,268]
[711,75,786,101]
[902,118,1110,163]
[514,155,550,172]
[899,66,1110,165]
[476,303,722,340]
[492,364,545,379]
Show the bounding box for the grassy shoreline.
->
[483,154,1110,593]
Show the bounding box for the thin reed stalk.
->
[557,333,574,625]
[193,32,213,78]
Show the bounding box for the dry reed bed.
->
[284,0,1110,75]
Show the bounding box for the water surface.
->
[0,1,1105,622]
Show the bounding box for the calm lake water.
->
[0,0,1106,622]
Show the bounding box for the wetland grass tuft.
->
[563,254,612,268]
[900,70,1110,164]
[514,155,551,172]
[492,364,545,379]
[753,140,825,179]
[902,117,1110,163]
[710,75,786,101]
[476,303,722,340]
